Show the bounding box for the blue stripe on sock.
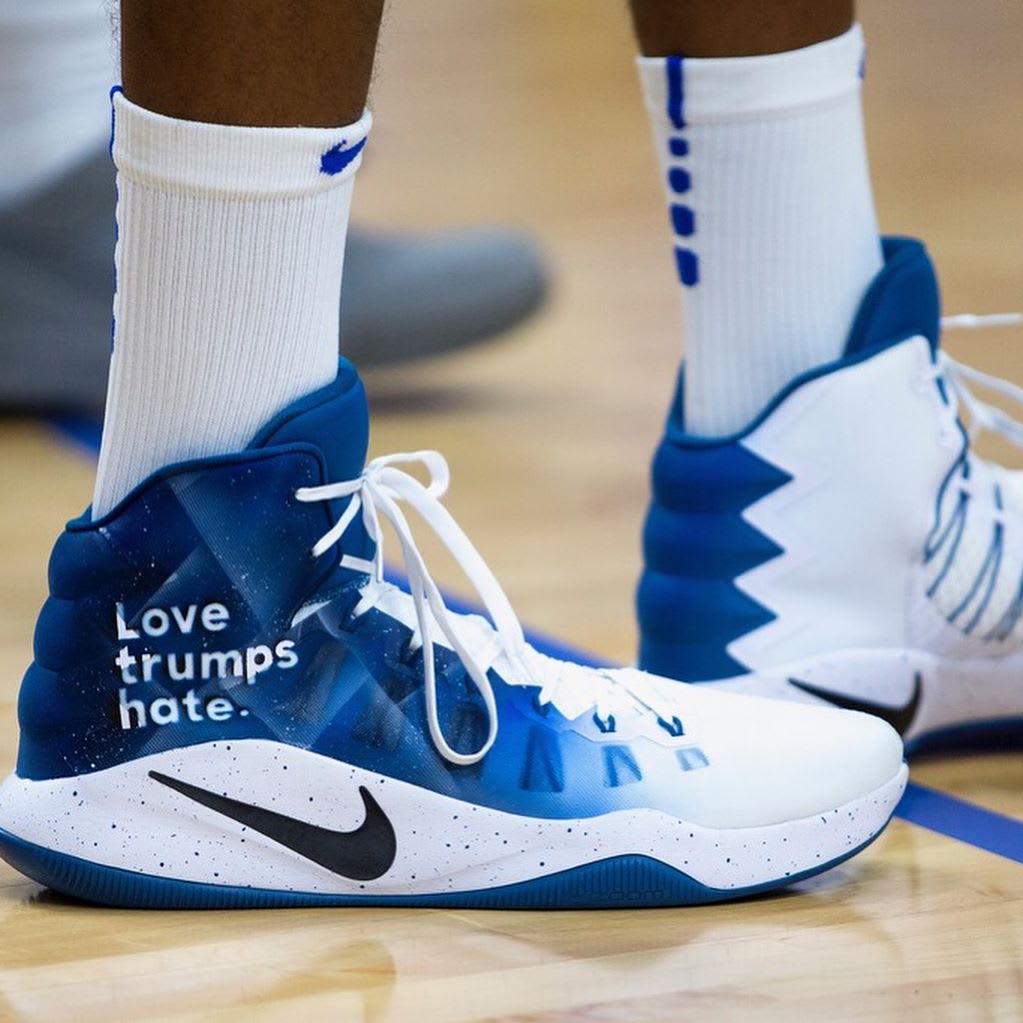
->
[670,205,695,237]
[666,56,685,129]
[108,84,123,157]
[674,247,699,286]
[668,167,691,194]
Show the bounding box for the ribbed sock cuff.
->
[110,89,372,198]
[637,23,865,125]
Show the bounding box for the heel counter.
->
[637,439,790,681]
[17,528,123,777]
[15,447,341,781]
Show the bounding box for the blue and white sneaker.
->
[640,235,1023,752]
[0,361,905,909]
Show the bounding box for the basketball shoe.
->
[639,235,1023,751]
[0,360,904,908]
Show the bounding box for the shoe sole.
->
[0,741,908,909]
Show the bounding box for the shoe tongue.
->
[843,236,942,356]
[247,358,369,480]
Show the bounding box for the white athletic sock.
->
[0,0,113,204]
[637,24,882,437]
[92,92,370,518]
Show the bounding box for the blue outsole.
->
[0,820,891,910]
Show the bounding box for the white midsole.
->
[712,647,1023,741]
[0,741,907,896]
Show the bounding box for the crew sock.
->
[637,24,882,436]
[93,91,370,516]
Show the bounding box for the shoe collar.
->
[667,236,942,446]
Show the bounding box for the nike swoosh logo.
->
[319,138,367,176]
[787,672,923,736]
[149,770,397,881]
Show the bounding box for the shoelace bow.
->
[296,452,675,766]
[937,312,1023,447]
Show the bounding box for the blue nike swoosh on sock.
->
[320,138,367,176]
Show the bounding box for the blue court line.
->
[895,783,1023,864]
[50,415,102,456]
[44,417,1023,865]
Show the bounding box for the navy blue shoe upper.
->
[22,360,373,779]
[19,360,713,821]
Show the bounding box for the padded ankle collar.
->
[76,358,369,529]
[668,236,942,446]
[249,358,369,485]
[843,236,941,357]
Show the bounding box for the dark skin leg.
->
[630,0,854,57]
[120,0,384,127]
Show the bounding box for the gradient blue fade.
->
[24,360,714,831]
[41,348,1022,866]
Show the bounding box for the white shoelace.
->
[296,452,681,767]
[526,651,686,738]
[933,313,1023,447]
[296,452,521,766]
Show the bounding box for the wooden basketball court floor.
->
[1,1,1021,1019]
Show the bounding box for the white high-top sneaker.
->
[0,359,904,908]
[639,235,1023,751]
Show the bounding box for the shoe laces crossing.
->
[933,312,1023,449]
[296,452,519,766]
[525,650,685,738]
[296,452,682,767]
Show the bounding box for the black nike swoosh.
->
[787,672,923,736]
[149,770,397,881]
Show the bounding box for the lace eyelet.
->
[337,605,364,633]
[398,639,420,666]
[657,715,685,738]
